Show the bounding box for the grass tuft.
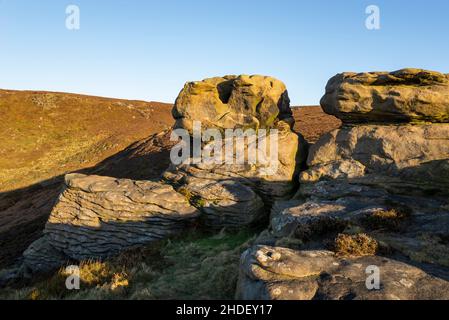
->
[1,229,256,300]
[334,233,378,257]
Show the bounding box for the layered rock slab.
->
[300,124,449,195]
[237,246,449,300]
[164,122,307,228]
[321,69,449,123]
[23,174,199,272]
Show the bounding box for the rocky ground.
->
[0,87,339,275]
[2,70,447,300]
[238,69,449,300]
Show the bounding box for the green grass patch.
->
[0,229,257,300]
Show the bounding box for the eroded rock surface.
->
[164,122,307,228]
[237,246,449,300]
[23,174,199,272]
[173,75,293,134]
[300,124,449,195]
[321,69,449,123]
[242,69,449,300]
[165,75,307,229]
[271,192,449,265]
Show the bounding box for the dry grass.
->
[361,207,411,231]
[23,260,130,300]
[334,233,378,257]
[0,89,173,192]
[0,230,256,300]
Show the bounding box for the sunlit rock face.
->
[300,124,449,196]
[321,69,449,123]
[236,246,449,300]
[163,121,308,229]
[166,75,308,229]
[237,69,449,300]
[173,75,294,134]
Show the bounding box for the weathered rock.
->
[23,174,200,271]
[23,235,69,273]
[239,70,449,301]
[163,160,267,229]
[173,75,293,134]
[237,246,449,300]
[276,114,449,285]
[321,69,449,123]
[164,122,307,228]
[165,75,307,228]
[271,199,373,238]
[270,191,449,267]
[300,124,449,196]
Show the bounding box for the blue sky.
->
[1,0,448,105]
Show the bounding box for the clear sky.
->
[1,0,448,105]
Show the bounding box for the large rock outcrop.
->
[163,122,305,228]
[238,69,449,300]
[166,75,307,229]
[321,69,449,123]
[173,75,294,134]
[21,74,305,272]
[23,174,200,272]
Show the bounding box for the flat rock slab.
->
[23,174,200,272]
[321,69,449,123]
[237,246,449,300]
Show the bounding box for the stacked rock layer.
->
[238,69,449,300]
[22,75,306,273]
[166,75,307,229]
[23,174,200,272]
